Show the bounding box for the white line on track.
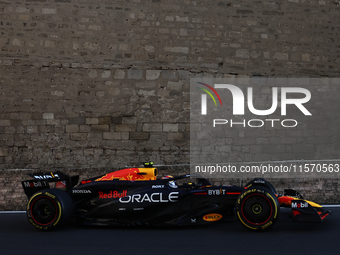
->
[321,205,340,208]
[0,211,25,214]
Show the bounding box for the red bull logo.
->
[99,190,127,199]
[95,168,157,181]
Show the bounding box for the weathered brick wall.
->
[0,0,340,210]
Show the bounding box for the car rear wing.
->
[21,171,79,198]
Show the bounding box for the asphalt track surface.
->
[1,207,339,255]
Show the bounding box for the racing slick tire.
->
[26,188,74,231]
[245,178,277,195]
[236,186,280,231]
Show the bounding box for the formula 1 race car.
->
[21,163,331,231]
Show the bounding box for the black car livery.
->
[21,163,331,231]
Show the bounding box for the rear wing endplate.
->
[21,171,79,198]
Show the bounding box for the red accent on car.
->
[194,192,207,195]
[292,209,302,217]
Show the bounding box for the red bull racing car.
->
[21,163,331,231]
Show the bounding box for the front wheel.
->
[236,186,279,231]
[27,189,74,231]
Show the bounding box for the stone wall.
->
[0,0,340,210]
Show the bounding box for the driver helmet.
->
[162,175,178,188]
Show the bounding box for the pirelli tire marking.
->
[26,189,73,231]
[236,187,279,231]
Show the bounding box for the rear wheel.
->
[27,189,74,231]
[236,186,279,231]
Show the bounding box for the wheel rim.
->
[241,194,273,225]
[30,196,58,226]
[252,204,262,215]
